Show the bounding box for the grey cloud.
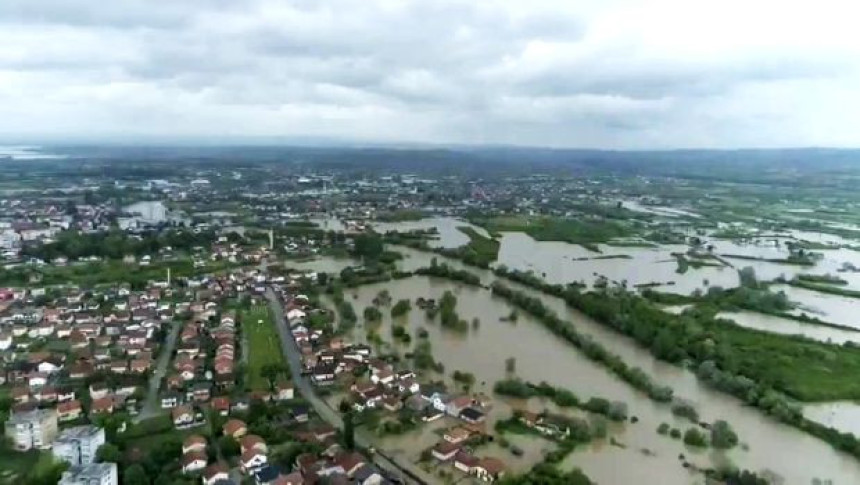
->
[0,0,857,148]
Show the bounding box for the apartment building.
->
[53,425,106,466]
[4,408,58,450]
[58,463,118,485]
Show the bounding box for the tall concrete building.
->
[58,463,118,485]
[4,408,58,450]
[53,425,106,466]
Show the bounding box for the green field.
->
[243,305,287,391]
[0,449,62,484]
[469,215,631,252]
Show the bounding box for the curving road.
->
[264,287,433,485]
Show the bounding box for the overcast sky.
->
[1,0,859,149]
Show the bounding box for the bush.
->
[657,423,670,435]
[710,420,739,449]
[671,401,699,422]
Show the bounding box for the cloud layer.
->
[1,0,859,148]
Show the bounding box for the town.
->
[4,147,860,485]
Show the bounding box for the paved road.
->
[135,319,182,422]
[264,287,433,485]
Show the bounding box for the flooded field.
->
[495,232,739,294]
[805,402,860,438]
[336,268,860,484]
[717,311,860,345]
[372,217,490,249]
[772,284,860,331]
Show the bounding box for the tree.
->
[683,428,708,447]
[363,306,382,322]
[505,357,517,374]
[95,443,122,463]
[344,411,356,450]
[260,363,287,390]
[123,464,150,485]
[353,233,384,261]
[219,435,240,457]
[391,299,412,318]
[710,420,739,449]
[738,266,758,288]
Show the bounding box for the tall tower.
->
[167,267,171,286]
[268,229,274,250]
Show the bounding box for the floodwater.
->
[495,232,739,294]
[717,311,860,345]
[805,402,860,438]
[372,217,491,249]
[339,268,860,484]
[286,256,360,275]
[623,200,702,219]
[772,284,860,331]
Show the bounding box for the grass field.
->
[243,305,287,391]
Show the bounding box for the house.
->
[291,406,309,423]
[275,381,294,401]
[223,419,247,439]
[382,396,402,412]
[0,333,12,351]
[240,434,267,455]
[240,449,267,473]
[454,450,479,474]
[57,400,83,422]
[68,363,94,380]
[311,363,336,384]
[57,388,76,402]
[474,457,506,482]
[192,382,211,402]
[253,465,284,485]
[398,378,420,395]
[130,358,151,373]
[443,427,471,444]
[423,391,451,413]
[446,396,473,417]
[172,405,194,427]
[459,407,485,424]
[202,463,230,485]
[370,368,395,387]
[211,396,230,416]
[89,383,109,400]
[90,397,114,415]
[161,392,181,409]
[333,452,366,477]
[431,441,460,462]
[34,386,57,402]
[181,451,208,473]
[183,434,207,454]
